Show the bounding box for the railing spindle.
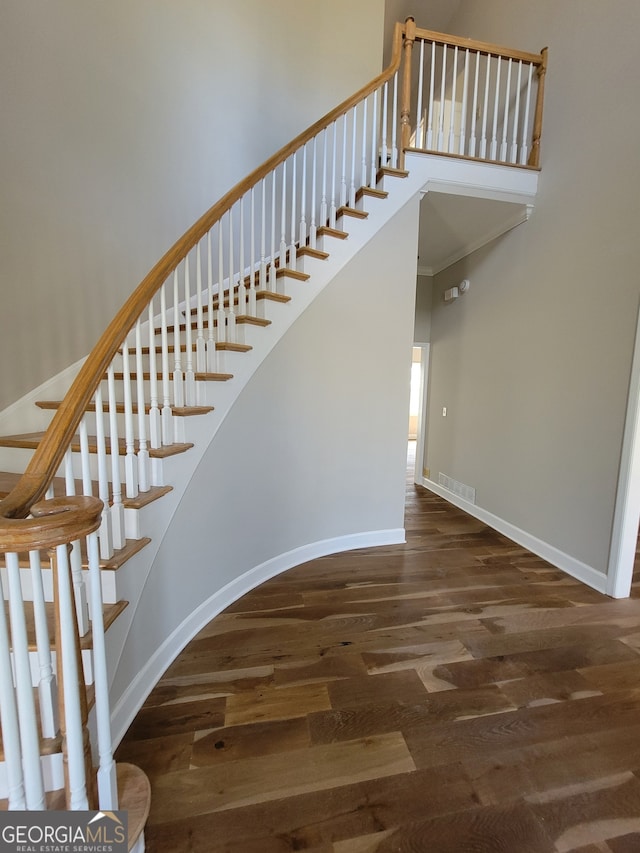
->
[310,137,318,248]
[227,207,237,342]
[206,231,217,368]
[415,39,425,148]
[29,549,58,740]
[183,257,196,405]
[299,144,308,248]
[521,62,534,165]
[249,189,257,316]
[381,80,389,166]
[279,161,287,269]
[270,171,277,290]
[391,71,399,167]
[511,60,523,164]
[370,88,378,187]
[490,55,502,160]
[0,564,26,808]
[330,121,337,228]
[361,96,368,191]
[289,153,297,266]
[121,336,139,497]
[448,46,459,153]
[172,271,184,408]
[340,114,348,208]
[480,53,491,159]
[63,450,89,636]
[437,44,447,152]
[239,196,247,317]
[6,551,46,809]
[159,284,173,444]
[350,104,357,208]
[469,50,480,156]
[106,365,125,546]
[195,244,206,373]
[500,58,513,162]
[459,49,470,155]
[426,42,436,150]
[148,301,161,449]
[94,385,113,558]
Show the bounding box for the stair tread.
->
[337,205,368,219]
[275,267,310,281]
[126,343,251,355]
[317,225,349,240]
[298,246,330,260]
[377,165,409,180]
[110,371,232,382]
[12,536,152,571]
[356,185,388,200]
[0,432,194,458]
[36,401,214,417]
[1,599,128,651]
[0,472,171,514]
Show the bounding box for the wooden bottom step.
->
[0,432,194,459]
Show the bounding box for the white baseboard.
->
[422,478,608,595]
[110,527,405,746]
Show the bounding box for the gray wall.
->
[0,0,384,411]
[414,274,433,343]
[424,0,640,573]
[110,198,420,706]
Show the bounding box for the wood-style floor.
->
[116,445,640,852]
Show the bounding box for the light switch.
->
[442,407,447,417]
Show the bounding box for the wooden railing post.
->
[399,16,416,169]
[528,46,548,167]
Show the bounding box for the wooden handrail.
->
[413,25,545,66]
[0,22,406,526]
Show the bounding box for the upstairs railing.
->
[0,20,546,816]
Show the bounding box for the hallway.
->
[116,448,640,852]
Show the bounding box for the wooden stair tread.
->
[275,267,310,281]
[181,313,272,326]
[337,205,368,220]
[356,185,388,201]
[126,343,251,355]
[317,225,348,240]
[0,432,194,459]
[36,400,214,417]
[298,246,330,260]
[2,599,128,651]
[110,371,232,382]
[377,165,409,180]
[13,537,152,571]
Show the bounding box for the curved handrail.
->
[0,22,406,528]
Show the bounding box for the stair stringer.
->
[105,182,437,746]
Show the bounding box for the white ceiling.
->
[417,192,532,276]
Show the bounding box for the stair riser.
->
[0,751,63,799]
[1,564,118,606]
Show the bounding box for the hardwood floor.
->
[116,445,640,852]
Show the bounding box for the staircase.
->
[0,18,546,850]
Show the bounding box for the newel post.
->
[399,16,417,170]
[528,47,548,168]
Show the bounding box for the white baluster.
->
[94,385,114,558]
[510,60,523,164]
[289,152,297,267]
[361,96,368,191]
[309,137,318,248]
[148,301,161,450]
[480,54,491,159]
[381,80,389,166]
[239,196,247,316]
[227,208,237,343]
[320,127,328,225]
[459,49,470,155]
[135,319,150,488]
[330,121,337,228]
[469,50,480,157]
[500,58,512,162]
[448,46,459,153]
[299,144,307,248]
[172,270,184,408]
[206,231,217,369]
[195,243,206,372]
[0,564,26,808]
[217,221,227,347]
[183,257,196,405]
[426,42,436,150]
[249,188,257,316]
[63,449,89,635]
[121,337,139,498]
[370,87,378,187]
[279,160,287,269]
[490,55,502,160]
[5,551,45,809]
[520,62,534,165]
[86,530,118,809]
[416,39,425,148]
[29,549,58,739]
[350,104,357,208]
[106,365,126,547]
[159,284,173,445]
[340,113,348,208]
[438,44,447,151]
[260,178,267,290]
[391,71,399,167]
[269,172,277,291]
[54,542,89,810]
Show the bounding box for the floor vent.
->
[438,473,476,505]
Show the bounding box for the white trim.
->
[110,528,405,746]
[413,344,430,485]
[607,301,640,598]
[422,478,608,594]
